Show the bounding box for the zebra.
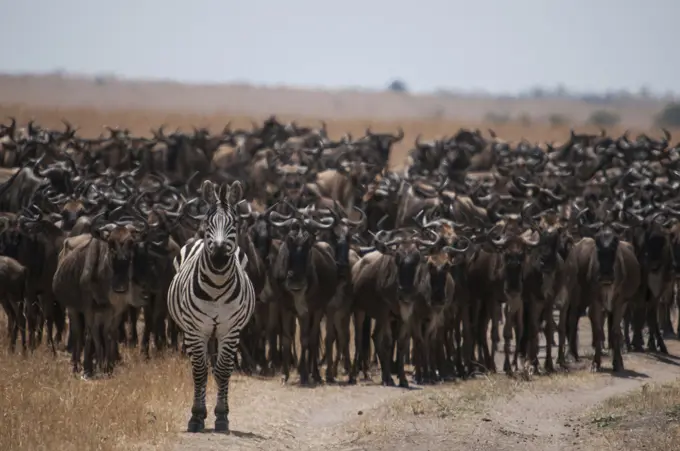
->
[167,180,256,434]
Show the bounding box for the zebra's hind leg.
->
[187,340,209,433]
[214,333,239,434]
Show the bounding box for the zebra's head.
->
[200,180,244,266]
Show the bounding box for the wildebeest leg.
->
[53,301,66,347]
[338,310,351,377]
[362,316,373,374]
[630,300,645,352]
[528,300,543,373]
[661,302,675,338]
[280,309,295,383]
[266,301,281,373]
[325,306,338,383]
[623,308,632,351]
[612,302,626,372]
[460,303,473,376]
[24,293,40,351]
[567,303,582,362]
[297,312,312,385]
[512,306,523,373]
[141,304,153,358]
[373,317,394,386]
[69,311,84,374]
[396,320,410,388]
[349,310,365,385]
[648,298,668,354]
[168,317,180,352]
[502,305,514,374]
[310,310,324,384]
[83,326,96,378]
[557,302,569,368]
[543,303,555,373]
[589,302,604,372]
[491,301,501,363]
[41,293,58,353]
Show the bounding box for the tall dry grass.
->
[0,314,193,451]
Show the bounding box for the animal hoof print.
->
[214,420,230,434]
[187,420,205,433]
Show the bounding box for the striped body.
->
[168,239,253,343]
[167,180,255,433]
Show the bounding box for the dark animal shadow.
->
[601,368,649,379]
[648,352,680,367]
[187,429,267,440]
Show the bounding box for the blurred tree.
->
[387,79,408,93]
[588,110,621,127]
[656,103,680,127]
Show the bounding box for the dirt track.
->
[162,319,680,451]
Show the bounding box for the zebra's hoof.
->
[214,419,230,434]
[187,419,205,433]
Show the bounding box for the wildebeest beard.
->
[671,240,680,276]
[429,266,447,305]
[286,235,311,291]
[251,220,271,261]
[111,255,131,293]
[645,234,666,271]
[396,251,421,294]
[503,252,524,295]
[595,231,619,284]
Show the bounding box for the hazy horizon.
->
[2,0,678,95]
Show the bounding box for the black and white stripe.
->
[167,198,255,433]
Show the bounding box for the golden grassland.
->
[0,104,673,171]
[0,320,194,451]
[587,379,680,451]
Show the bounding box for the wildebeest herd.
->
[0,116,678,391]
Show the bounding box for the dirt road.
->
[160,319,680,451]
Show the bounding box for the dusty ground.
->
[2,313,678,451]
[0,88,678,451]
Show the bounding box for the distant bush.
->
[484,111,511,125]
[387,79,408,93]
[548,113,569,127]
[588,109,621,127]
[656,102,680,127]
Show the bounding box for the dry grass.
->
[586,379,680,451]
[0,320,194,451]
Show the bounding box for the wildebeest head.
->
[270,209,334,292]
[593,225,621,285]
[93,218,147,294]
[276,165,309,204]
[379,228,440,295]
[490,229,540,296]
[643,212,672,272]
[535,227,562,273]
[325,205,366,275]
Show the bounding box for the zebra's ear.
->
[200,180,217,204]
[227,181,244,205]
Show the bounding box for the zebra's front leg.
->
[214,333,239,434]
[187,340,209,433]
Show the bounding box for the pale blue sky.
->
[1,0,677,94]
